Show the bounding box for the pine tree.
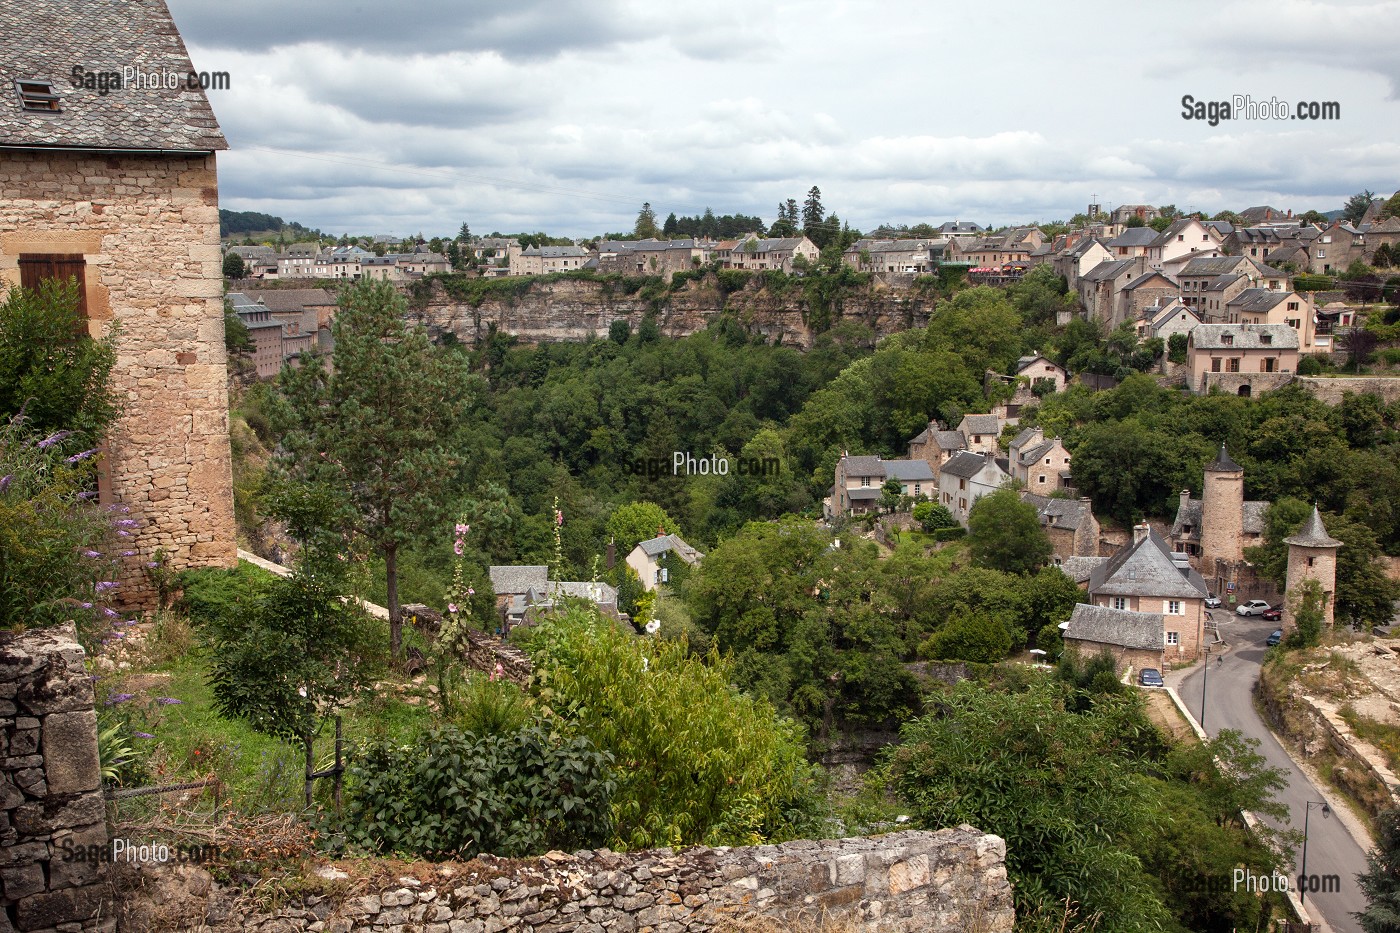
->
[634,202,659,239]
[1357,808,1400,932]
[457,221,470,243]
[801,186,826,245]
[662,212,678,237]
[274,280,473,658]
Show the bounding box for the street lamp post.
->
[1201,644,1210,731]
[1299,800,1331,905]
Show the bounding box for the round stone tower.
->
[1284,506,1342,629]
[1200,443,1245,570]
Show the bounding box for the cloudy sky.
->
[169,0,1400,240]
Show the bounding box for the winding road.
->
[1177,611,1371,933]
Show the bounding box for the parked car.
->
[1236,599,1272,617]
[1138,668,1164,687]
[1266,629,1283,647]
[1262,607,1282,622]
[1205,594,1222,608]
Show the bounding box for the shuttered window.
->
[18,254,88,319]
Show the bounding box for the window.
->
[15,79,60,112]
[1287,301,1299,311]
[959,478,966,490]
[18,254,88,320]
[913,483,921,496]
[1166,600,1182,615]
[1038,475,1046,484]
[1166,631,1180,646]
[1211,358,1222,373]
[1112,597,1128,610]
[1226,358,1240,373]
[1307,556,1315,567]
[1260,334,1273,345]
[1262,357,1277,373]
[1221,333,1234,346]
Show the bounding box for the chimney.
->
[605,538,615,569]
[1180,489,1191,515]
[1132,523,1150,545]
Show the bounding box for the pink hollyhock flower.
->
[455,523,468,535]
[447,603,458,614]
[453,539,464,555]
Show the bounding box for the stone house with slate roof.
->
[1008,426,1072,493]
[1146,217,1225,272]
[1119,271,1180,324]
[1187,323,1299,396]
[1136,299,1200,342]
[725,236,819,273]
[1088,525,1209,662]
[1104,226,1160,259]
[956,413,1003,455]
[509,245,589,276]
[829,454,935,518]
[905,422,967,478]
[1054,237,1112,291]
[0,0,236,606]
[488,565,621,630]
[937,451,1010,527]
[1021,492,1100,561]
[1062,603,1165,676]
[1077,257,1147,326]
[627,533,704,592]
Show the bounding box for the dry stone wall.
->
[0,149,237,607]
[410,277,932,350]
[1296,375,1400,405]
[190,828,1013,933]
[0,624,112,933]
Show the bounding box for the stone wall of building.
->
[409,275,930,350]
[0,624,112,933]
[1296,376,1400,406]
[0,150,237,606]
[167,828,1013,933]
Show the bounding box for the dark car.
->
[1262,607,1282,622]
[1266,629,1283,647]
[1138,668,1164,687]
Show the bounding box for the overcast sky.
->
[169,0,1400,240]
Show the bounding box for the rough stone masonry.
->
[0,624,112,933]
[173,828,1014,933]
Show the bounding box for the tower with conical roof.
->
[1284,506,1342,629]
[1200,443,1245,571]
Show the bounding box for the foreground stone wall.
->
[0,624,112,933]
[180,829,1013,933]
[0,150,237,606]
[1296,375,1400,405]
[411,276,932,350]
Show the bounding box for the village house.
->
[227,292,319,378]
[955,413,1003,455]
[1187,323,1300,395]
[488,565,620,630]
[1061,604,1165,677]
[725,236,819,273]
[1145,217,1225,272]
[240,288,338,353]
[510,245,589,276]
[1076,257,1146,326]
[1109,204,1160,226]
[1222,287,1329,351]
[0,0,237,603]
[1177,256,1285,320]
[1007,426,1071,493]
[829,453,935,517]
[1015,354,1068,394]
[1104,226,1159,259]
[937,221,984,235]
[1021,493,1099,562]
[1135,298,1201,342]
[905,421,967,477]
[597,238,707,279]
[1087,525,1209,663]
[842,238,935,274]
[1224,224,1320,269]
[1118,270,1180,324]
[360,254,405,281]
[1054,237,1113,291]
[937,450,1011,526]
[626,533,704,591]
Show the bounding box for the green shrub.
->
[932,526,967,541]
[920,612,1013,663]
[341,724,614,860]
[450,674,534,737]
[178,562,273,628]
[1292,273,1335,292]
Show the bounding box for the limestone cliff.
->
[406,273,935,349]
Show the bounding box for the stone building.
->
[1283,506,1342,630]
[1170,445,1273,601]
[1087,525,1209,663]
[1061,603,1164,676]
[0,0,237,605]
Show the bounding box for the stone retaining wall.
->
[188,828,1013,933]
[0,624,112,933]
[1296,376,1400,405]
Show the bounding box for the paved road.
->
[1178,611,1371,933]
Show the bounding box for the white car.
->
[1236,599,1272,617]
[1205,594,1222,609]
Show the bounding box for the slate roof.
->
[1088,528,1209,599]
[1063,604,1165,652]
[636,533,703,563]
[1021,493,1093,530]
[959,414,1000,436]
[1124,271,1178,291]
[1060,556,1110,584]
[1009,427,1041,450]
[1285,506,1343,549]
[938,221,984,234]
[489,565,549,596]
[934,430,967,451]
[548,581,619,604]
[883,460,935,482]
[939,450,1002,480]
[846,488,881,501]
[1,0,226,152]
[240,289,338,311]
[1204,273,1243,292]
[1106,227,1160,248]
[1065,237,1107,258]
[1017,439,1059,466]
[1170,498,1268,541]
[1179,256,1247,277]
[1202,220,1235,236]
[1081,259,1139,282]
[1207,443,1242,473]
[1016,354,1062,374]
[841,455,886,478]
[522,246,587,258]
[1226,288,1291,315]
[736,237,808,254]
[1191,323,1298,350]
[1146,218,1203,249]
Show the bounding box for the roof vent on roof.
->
[16,79,61,113]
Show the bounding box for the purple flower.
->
[37,431,71,449]
[0,475,11,493]
[455,523,469,535]
[105,694,134,705]
[146,562,159,569]
[154,697,182,705]
[65,449,97,464]
[120,550,136,557]
[116,531,131,538]
[453,539,464,555]
[78,491,97,500]
[113,518,139,529]
[95,581,119,592]
[133,732,155,739]
[101,607,118,618]
[80,602,92,609]
[80,549,102,559]
[467,587,475,596]
[447,603,458,613]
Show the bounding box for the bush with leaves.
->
[912,500,956,533]
[341,724,614,860]
[524,607,822,850]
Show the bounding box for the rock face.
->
[0,624,113,932]
[166,828,1014,932]
[408,276,935,350]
